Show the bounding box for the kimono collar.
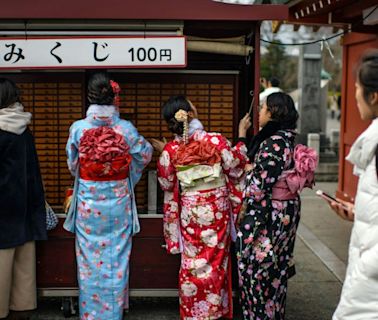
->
[85,104,120,126]
[175,118,204,142]
[86,104,119,118]
[189,118,204,136]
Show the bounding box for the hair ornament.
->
[175,109,189,144]
[110,80,121,106]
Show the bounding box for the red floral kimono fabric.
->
[157,129,248,320]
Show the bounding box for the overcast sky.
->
[260,21,341,56]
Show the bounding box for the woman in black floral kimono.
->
[236,92,317,320]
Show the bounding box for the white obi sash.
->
[176,163,226,192]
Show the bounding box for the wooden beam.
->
[351,24,378,34]
[185,21,256,38]
[0,0,288,21]
[333,0,378,20]
[341,32,378,46]
[290,0,355,19]
[288,20,345,32]
[288,12,329,24]
[331,13,378,34]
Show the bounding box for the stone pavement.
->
[30,182,351,320]
[286,181,352,320]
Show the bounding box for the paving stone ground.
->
[30,183,348,320]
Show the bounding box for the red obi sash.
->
[79,155,131,181]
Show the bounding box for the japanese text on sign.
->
[0,36,186,69]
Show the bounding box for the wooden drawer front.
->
[118,77,236,213]
[48,83,81,209]
[35,217,236,290]
[130,218,180,289]
[16,80,84,209]
[36,219,77,288]
[130,237,180,289]
[13,74,237,213]
[36,218,181,289]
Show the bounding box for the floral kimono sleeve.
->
[211,134,249,220]
[220,137,248,181]
[243,136,287,235]
[157,143,181,254]
[123,123,153,186]
[66,122,81,176]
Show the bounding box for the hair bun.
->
[87,73,115,105]
[168,118,184,135]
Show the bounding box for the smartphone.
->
[248,96,255,117]
[316,189,351,212]
[316,190,339,203]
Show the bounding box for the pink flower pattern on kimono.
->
[236,130,301,320]
[66,115,152,320]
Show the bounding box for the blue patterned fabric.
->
[66,111,152,320]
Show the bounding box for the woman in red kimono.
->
[156,95,248,320]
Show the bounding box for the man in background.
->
[259,77,282,103]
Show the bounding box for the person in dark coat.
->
[0,78,47,320]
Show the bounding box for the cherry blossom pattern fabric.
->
[236,130,300,320]
[66,112,152,320]
[157,129,247,320]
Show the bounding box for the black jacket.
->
[0,128,47,249]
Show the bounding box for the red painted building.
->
[286,0,378,200]
[2,0,375,309]
[0,0,288,302]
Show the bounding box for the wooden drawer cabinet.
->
[11,75,236,212]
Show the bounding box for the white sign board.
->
[0,36,186,69]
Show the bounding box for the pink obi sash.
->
[272,173,300,200]
[272,144,318,200]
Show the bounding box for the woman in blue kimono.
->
[65,73,153,320]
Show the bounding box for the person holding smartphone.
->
[236,92,318,320]
[330,50,378,320]
[316,190,355,221]
[156,95,248,319]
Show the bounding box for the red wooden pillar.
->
[253,22,261,135]
[337,33,378,200]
